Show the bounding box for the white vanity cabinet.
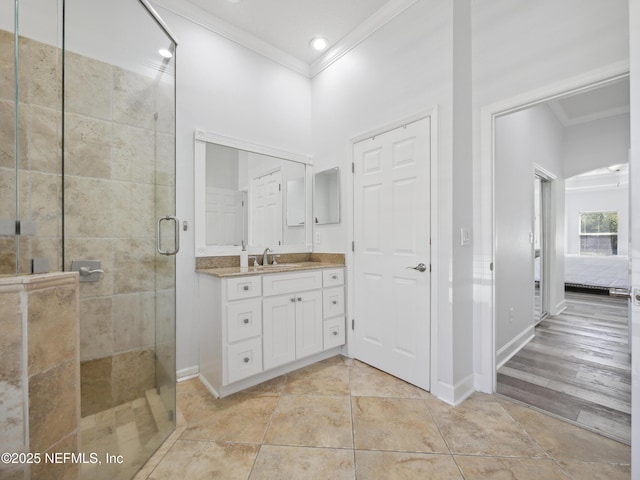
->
[322,268,346,349]
[263,280,323,370]
[198,266,345,397]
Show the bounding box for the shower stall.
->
[1,0,177,478]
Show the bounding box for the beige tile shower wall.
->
[0,30,63,276]
[0,272,80,480]
[64,44,175,416]
[63,49,175,366]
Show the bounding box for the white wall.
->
[494,104,565,358]
[564,113,630,178]
[152,4,312,374]
[471,0,629,389]
[311,0,477,402]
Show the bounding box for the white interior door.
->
[353,117,431,390]
[206,187,243,245]
[250,170,282,247]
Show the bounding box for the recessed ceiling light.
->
[310,37,328,51]
[159,48,173,59]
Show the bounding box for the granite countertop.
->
[197,261,345,278]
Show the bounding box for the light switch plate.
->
[460,228,471,247]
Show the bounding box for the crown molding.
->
[151,0,311,77]
[152,0,417,78]
[310,0,418,77]
[548,99,630,127]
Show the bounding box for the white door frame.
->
[346,106,440,396]
[533,165,556,324]
[477,61,630,394]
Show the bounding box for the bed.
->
[564,254,630,291]
[535,254,630,292]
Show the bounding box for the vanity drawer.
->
[323,316,345,350]
[227,337,263,383]
[262,271,322,296]
[227,299,262,343]
[323,287,345,319]
[323,268,344,287]
[226,276,262,301]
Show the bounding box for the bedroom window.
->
[579,211,618,256]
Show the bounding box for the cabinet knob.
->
[332,300,338,305]
[243,285,249,291]
[297,297,302,302]
[243,318,249,324]
[291,297,296,303]
[333,330,338,336]
[332,275,337,280]
[243,357,250,363]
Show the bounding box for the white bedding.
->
[564,254,629,290]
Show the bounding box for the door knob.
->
[406,263,427,272]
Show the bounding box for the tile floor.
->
[133,356,631,479]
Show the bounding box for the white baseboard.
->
[496,326,535,370]
[177,365,199,382]
[436,373,475,406]
[554,300,567,315]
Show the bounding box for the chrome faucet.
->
[262,247,272,266]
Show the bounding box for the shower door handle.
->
[157,215,180,256]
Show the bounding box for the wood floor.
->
[497,291,631,444]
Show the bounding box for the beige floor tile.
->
[243,374,287,396]
[265,394,353,448]
[320,354,354,366]
[500,400,631,464]
[180,393,278,443]
[349,361,425,398]
[135,361,634,479]
[454,456,572,479]
[355,450,462,480]
[250,445,354,480]
[558,460,631,480]
[133,425,185,480]
[352,396,448,453]
[147,440,259,480]
[429,395,547,458]
[176,379,210,423]
[284,363,350,396]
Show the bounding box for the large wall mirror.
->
[194,130,312,257]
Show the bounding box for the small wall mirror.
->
[194,130,312,257]
[313,167,340,225]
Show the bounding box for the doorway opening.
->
[488,73,631,444]
[534,171,552,324]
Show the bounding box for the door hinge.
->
[351,319,355,330]
[490,262,494,271]
[429,264,432,272]
[352,162,355,174]
[279,183,281,191]
[352,241,355,252]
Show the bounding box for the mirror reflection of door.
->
[250,169,283,247]
[534,174,550,324]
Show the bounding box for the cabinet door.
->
[263,295,297,370]
[295,289,323,359]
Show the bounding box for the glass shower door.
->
[63,0,177,478]
[0,0,63,277]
